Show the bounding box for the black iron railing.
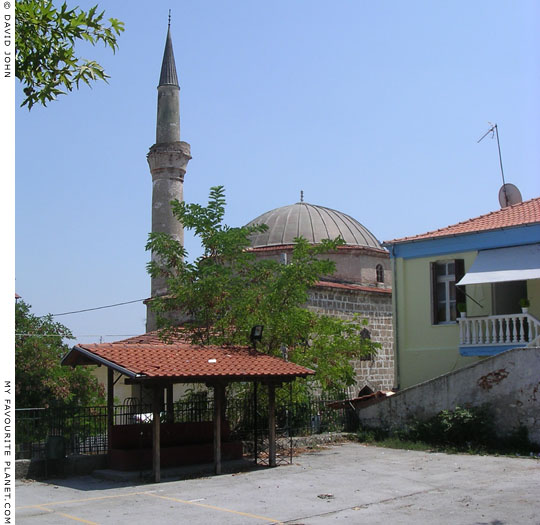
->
[16,406,109,459]
[16,392,354,460]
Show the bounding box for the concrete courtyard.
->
[15,442,540,524]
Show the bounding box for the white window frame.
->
[437,262,455,323]
[431,260,464,325]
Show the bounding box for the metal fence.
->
[16,406,109,460]
[16,391,356,461]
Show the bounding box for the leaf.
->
[15,299,105,407]
[16,0,124,109]
[146,186,376,393]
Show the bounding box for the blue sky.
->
[14,0,540,343]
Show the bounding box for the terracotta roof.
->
[385,197,540,244]
[314,280,391,294]
[111,331,179,345]
[63,333,314,382]
[327,390,395,410]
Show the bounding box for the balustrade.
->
[458,313,540,347]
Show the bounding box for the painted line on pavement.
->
[17,490,150,510]
[29,504,98,525]
[55,512,99,525]
[18,489,282,524]
[146,492,283,523]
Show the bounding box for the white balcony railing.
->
[458,313,540,348]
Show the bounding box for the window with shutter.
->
[431,259,464,324]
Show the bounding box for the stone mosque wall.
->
[307,284,395,393]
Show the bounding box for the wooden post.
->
[107,368,114,454]
[253,381,258,465]
[152,385,161,483]
[268,383,276,467]
[213,383,225,475]
[166,384,174,422]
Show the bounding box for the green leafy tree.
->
[15,300,105,407]
[15,0,124,109]
[146,186,380,394]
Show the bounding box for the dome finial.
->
[300,190,304,203]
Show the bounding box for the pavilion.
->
[62,331,314,482]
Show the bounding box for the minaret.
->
[146,21,191,331]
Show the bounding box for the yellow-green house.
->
[384,197,540,389]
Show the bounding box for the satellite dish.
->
[498,183,522,208]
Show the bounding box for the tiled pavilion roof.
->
[63,331,314,383]
[385,197,540,244]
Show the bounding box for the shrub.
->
[358,405,540,455]
[403,405,496,450]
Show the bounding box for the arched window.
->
[376,264,384,283]
[360,327,371,340]
[358,385,374,397]
[359,328,375,361]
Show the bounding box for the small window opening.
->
[359,328,374,361]
[360,328,371,340]
[376,264,384,283]
[358,385,374,397]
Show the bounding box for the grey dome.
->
[246,202,382,249]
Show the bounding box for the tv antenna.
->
[477,123,520,208]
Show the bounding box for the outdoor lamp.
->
[250,325,264,343]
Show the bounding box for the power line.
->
[49,298,146,317]
[16,333,140,338]
[75,334,141,338]
[15,333,70,337]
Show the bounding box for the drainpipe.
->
[391,245,400,390]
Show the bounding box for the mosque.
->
[143,25,394,397]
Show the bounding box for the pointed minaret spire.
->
[158,22,179,88]
[146,20,192,331]
[155,21,181,143]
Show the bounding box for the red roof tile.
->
[314,280,391,294]
[386,197,540,244]
[327,390,395,409]
[111,331,178,345]
[65,334,314,381]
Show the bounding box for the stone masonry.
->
[307,283,394,393]
[355,346,540,445]
[146,26,191,332]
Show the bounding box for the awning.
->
[457,243,540,285]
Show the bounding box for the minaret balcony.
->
[147,141,191,178]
